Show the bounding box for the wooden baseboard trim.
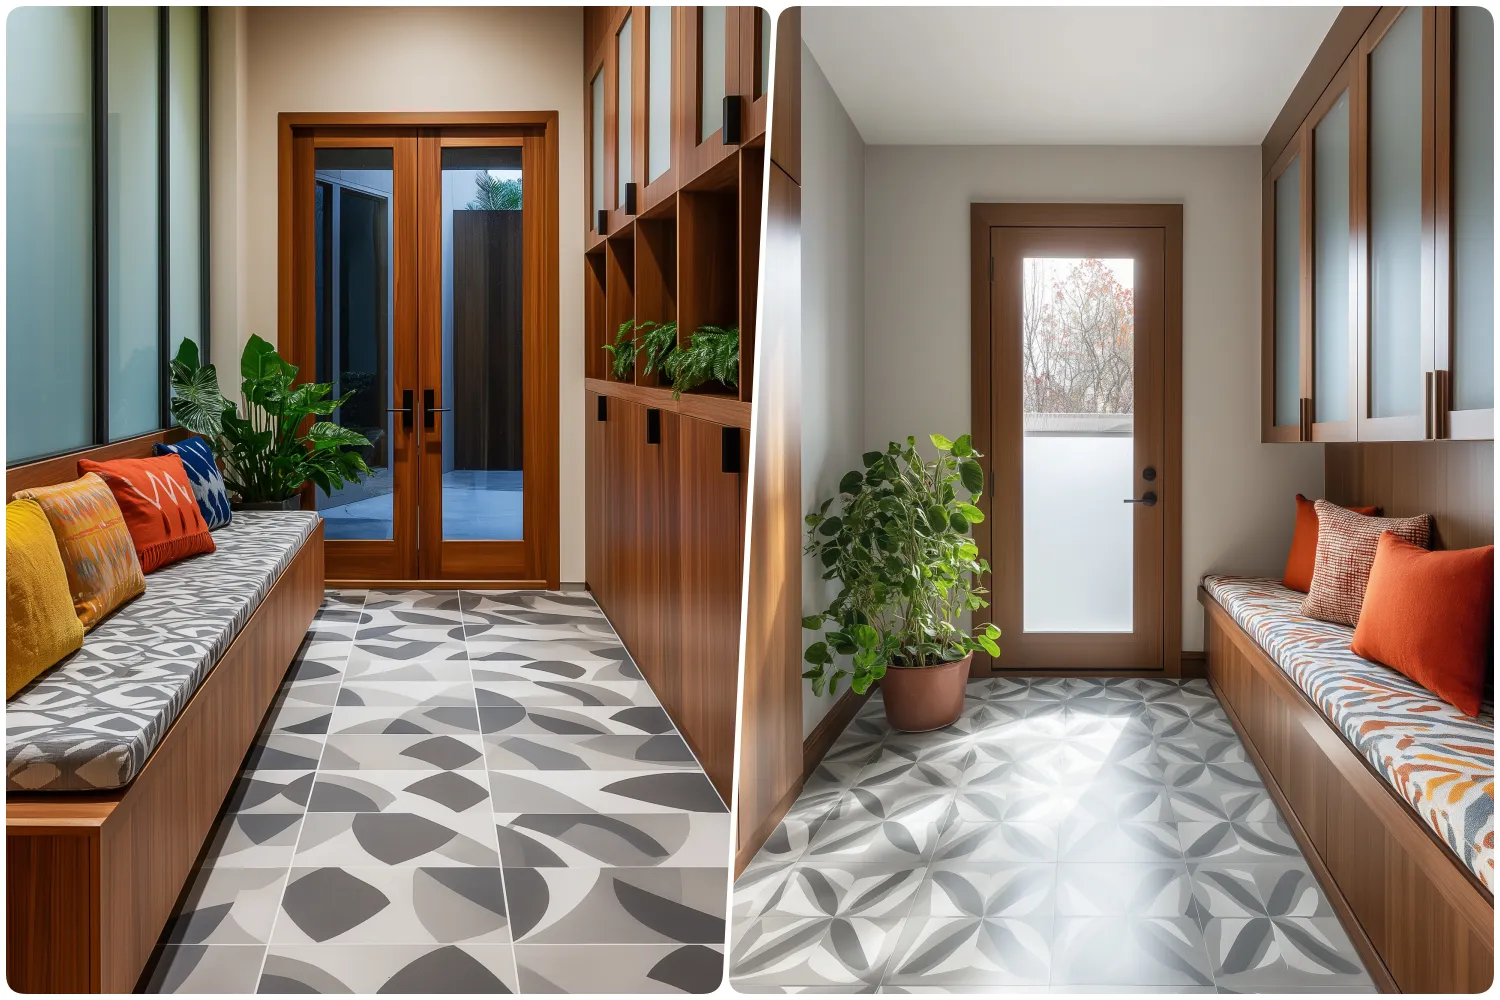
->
[803,686,871,778]
[1210,674,1398,993]
[1180,650,1207,678]
[735,779,801,875]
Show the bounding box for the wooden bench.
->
[5,431,324,992]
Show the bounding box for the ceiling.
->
[802,6,1341,146]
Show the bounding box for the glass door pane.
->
[1022,257,1135,632]
[440,146,525,542]
[1273,157,1302,428]
[1453,6,1494,412]
[590,69,604,224]
[312,147,395,540]
[1368,8,1424,419]
[700,6,727,142]
[617,14,633,205]
[648,6,672,182]
[1314,94,1352,423]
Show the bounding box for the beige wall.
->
[862,145,1325,651]
[209,6,586,581]
[799,44,867,737]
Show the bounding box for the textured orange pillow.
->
[1302,501,1432,627]
[13,474,145,628]
[1351,533,1493,717]
[1283,494,1380,592]
[77,454,215,573]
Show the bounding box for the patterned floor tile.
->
[1051,915,1215,987]
[504,866,727,944]
[341,658,474,682]
[755,863,926,921]
[1055,862,1199,919]
[294,810,499,867]
[265,707,332,737]
[242,733,326,772]
[308,769,492,819]
[1057,820,1183,862]
[484,732,699,770]
[488,768,726,813]
[140,944,267,993]
[259,943,517,992]
[477,678,661,708]
[1203,916,1370,989]
[200,812,306,868]
[1178,820,1301,862]
[327,704,480,735]
[272,866,509,945]
[882,913,1052,986]
[319,733,487,771]
[804,790,952,864]
[222,771,316,815]
[514,942,724,992]
[730,915,905,988]
[495,811,731,867]
[480,703,676,736]
[159,867,289,945]
[336,679,475,707]
[931,819,1058,864]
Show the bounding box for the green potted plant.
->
[802,433,1001,732]
[603,320,638,381]
[662,324,738,399]
[169,335,373,510]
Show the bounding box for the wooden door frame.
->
[969,202,1183,678]
[278,111,561,589]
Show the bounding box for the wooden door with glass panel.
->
[985,223,1170,671]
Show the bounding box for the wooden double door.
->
[281,116,559,586]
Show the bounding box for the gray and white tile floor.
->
[140,588,729,994]
[730,677,1374,993]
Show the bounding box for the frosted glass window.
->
[108,6,161,440]
[617,15,632,205]
[1313,92,1352,423]
[168,7,203,361]
[699,6,726,143]
[648,6,671,182]
[1368,8,1424,419]
[6,6,94,461]
[1274,157,1302,428]
[757,8,771,99]
[591,69,604,224]
[1453,6,1494,412]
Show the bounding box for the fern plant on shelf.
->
[602,320,638,381]
[636,320,678,381]
[663,325,739,399]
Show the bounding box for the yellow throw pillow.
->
[6,499,86,696]
[13,473,145,630]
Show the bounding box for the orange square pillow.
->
[1351,532,1493,718]
[77,454,216,573]
[1283,494,1380,592]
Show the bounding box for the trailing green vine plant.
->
[801,433,1001,696]
[663,325,739,399]
[603,320,638,381]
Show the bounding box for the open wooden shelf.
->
[603,233,635,384]
[584,249,608,381]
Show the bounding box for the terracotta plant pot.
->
[880,652,973,732]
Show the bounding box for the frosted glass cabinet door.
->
[1313,91,1353,428]
[1272,156,1303,432]
[1367,7,1425,422]
[647,6,672,183]
[1451,5,1494,423]
[590,69,604,227]
[616,14,633,206]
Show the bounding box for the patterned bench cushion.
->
[1204,574,1494,889]
[7,511,320,793]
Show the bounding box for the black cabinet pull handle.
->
[645,408,661,445]
[721,426,741,473]
[423,388,451,430]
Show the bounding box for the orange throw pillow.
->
[1283,494,1380,592]
[1351,532,1493,718]
[77,454,216,573]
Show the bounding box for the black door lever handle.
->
[386,389,414,430]
[1124,492,1158,506]
[423,388,452,430]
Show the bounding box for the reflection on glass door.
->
[1021,256,1135,633]
[438,146,525,542]
[312,147,395,540]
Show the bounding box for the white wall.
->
[209,6,586,581]
[862,145,1325,651]
[800,45,867,736]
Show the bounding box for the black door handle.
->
[1124,492,1158,506]
[386,389,414,430]
[423,388,452,430]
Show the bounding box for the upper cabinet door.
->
[641,5,677,208]
[741,7,771,144]
[1358,6,1432,441]
[589,66,606,235]
[681,6,741,180]
[1309,76,1358,441]
[1264,140,1309,442]
[1441,5,1495,439]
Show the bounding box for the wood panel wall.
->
[1325,440,1494,549]
[736,7,803,877]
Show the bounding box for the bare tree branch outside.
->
[1021,257,1135,416]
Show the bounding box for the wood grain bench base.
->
[7,523,324,993]
[1200,586,1493,994]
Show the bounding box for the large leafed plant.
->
[169,336,372,503]
[802,433,1001,696]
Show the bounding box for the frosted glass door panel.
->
[1022,257,1135,633]
[1313,92,1352,423]
[700,6,726,142]
[108,7,161,440]
[617,15,632,205]
[1368,8,1424,419]
[648,6,672,182]
[1274,158,1303,428]
[6,6,94,461]
[168,7,203,357]
[1453,6,1494,412]
[591,70,604,222]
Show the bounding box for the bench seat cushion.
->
[6,511,320,793]
[1204,574,1494,890]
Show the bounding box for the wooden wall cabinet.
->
[1264,6,1493,443]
